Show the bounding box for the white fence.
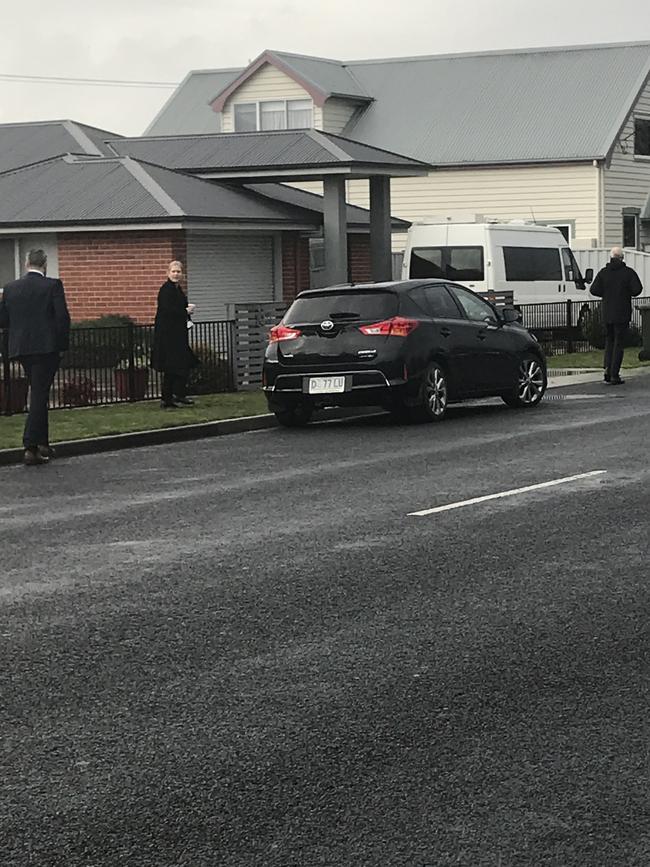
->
[573,249,650,290]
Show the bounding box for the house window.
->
[260,100,287,131]
[233,99,313,132]
[287,99,313,128]
[623,214,639,248]
[234,103,257,133]
[634,118,650,157]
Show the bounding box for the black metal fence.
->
[1,320,235,415]
[517,296,649,355]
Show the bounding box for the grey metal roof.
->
[345,42,650,164]
[0,155,327,226]
[144,68,241,136]
[107,128,429,173]
[273,51,369,99]
[145,42,650,164]
[0,120,121,174]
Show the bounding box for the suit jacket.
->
[0,271,71,359]
[589,258,643,324]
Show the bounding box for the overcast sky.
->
[2,0,649,136]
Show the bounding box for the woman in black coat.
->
[151,261,199,407]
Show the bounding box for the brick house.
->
[0,123,411,321]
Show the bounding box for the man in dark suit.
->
[590,246,643,385]
[0,249,70,465]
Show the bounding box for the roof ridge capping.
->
[343,39,650,66]
[121,156,185,217]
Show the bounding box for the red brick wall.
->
[348,234,372,283]
[281,233,310,304]
[280,232,373,304]
[58,230,187,323]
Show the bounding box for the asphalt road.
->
[2,378,650,867]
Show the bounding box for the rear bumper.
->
[263,367,408,408]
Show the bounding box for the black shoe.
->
[609,377,625,385]
[173,397,194,405]
[24,448,48,466]
[603,373,611,383]
[38,445,55,459]
[160,400,181,408]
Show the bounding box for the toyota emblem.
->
[321,320,334,331]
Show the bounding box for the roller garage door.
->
[186,233,276,321]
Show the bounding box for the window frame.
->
[232,98,314,133]
[622,213,639,249]
[633,115,650,160]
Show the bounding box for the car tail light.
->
[269,324,302,342]
[359,316,419,337]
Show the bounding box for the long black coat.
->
[151,280,199,374]
[0,272,70,359]
[590,258,643,324]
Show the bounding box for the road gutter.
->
[1,369,648,467]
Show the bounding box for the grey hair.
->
[610,246,624,259]
[26,249,47,269]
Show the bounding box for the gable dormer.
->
[210,50,372,135]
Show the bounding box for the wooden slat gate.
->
[230,302,287,390]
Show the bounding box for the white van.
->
[401,219,593,305]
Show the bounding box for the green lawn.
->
[0,391,269,450]
[546,347,650,370]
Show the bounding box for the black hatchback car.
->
[263,279,546,426]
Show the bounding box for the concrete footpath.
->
[0,368,647,467]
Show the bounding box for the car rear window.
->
[284,291,398,324]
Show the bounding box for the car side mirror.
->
[501,306,521,324]
[584,268,594,284]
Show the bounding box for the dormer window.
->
[233,99,313,132]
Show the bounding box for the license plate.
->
[307,376,346,394]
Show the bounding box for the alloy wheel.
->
[518,358,545,405]
[425,365,448,418]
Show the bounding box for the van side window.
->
[410,247,484,281]
[409,285,463,319]
[503,247,562,281]
[447,285,498,323]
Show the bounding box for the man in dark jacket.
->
[590,246,643,385]
[0,249,70,465]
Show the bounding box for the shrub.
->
[580,306,642,350]
[61,376,97,407]
[62,315,152,371]
[187,345,233,394]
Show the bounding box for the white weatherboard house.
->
[146,42,650,252]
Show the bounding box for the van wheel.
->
[502,355,547,408]
[411,363,448,422]
[274,403,313,428]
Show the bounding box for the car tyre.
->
[502,354,547,408]
[274,402,313,428]
[411,362,448,423]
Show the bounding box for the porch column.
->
[323,175,348,286]
[369,176,392,282]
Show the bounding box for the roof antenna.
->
[530,207,537,224]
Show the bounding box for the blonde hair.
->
[168,260,184,272]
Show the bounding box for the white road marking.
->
[408,470,607,517]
